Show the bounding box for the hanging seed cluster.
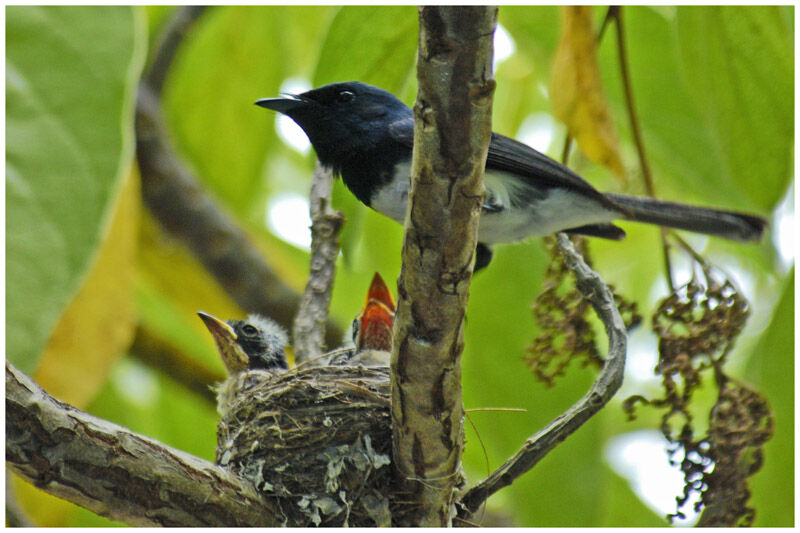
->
[526,235,640,386]
[624,268,773,525]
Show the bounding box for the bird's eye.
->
[337,90,355,103]
[242,324,258,337]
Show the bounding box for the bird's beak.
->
[356,273,396,352]
[197,311,249,374]
[365,272,396,312]
[254,93,309,114]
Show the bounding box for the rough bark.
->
[6,361,281,527]
[292,164,345,362]
[391,6,497,527]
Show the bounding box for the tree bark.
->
[391,6,497,527]
[6,361,281,527]
[292,164,345,362]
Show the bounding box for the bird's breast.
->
[368,162,411,224]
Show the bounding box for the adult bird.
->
[256,81,767,271]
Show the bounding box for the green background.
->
[5,6,793,526]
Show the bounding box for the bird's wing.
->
[387,116,414,146]
[487,132,620,210]
[389,118,621,212]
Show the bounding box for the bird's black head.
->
[256,81,411,169]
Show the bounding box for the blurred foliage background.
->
[6,5,793,527]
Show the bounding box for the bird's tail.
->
[606,193,767,242]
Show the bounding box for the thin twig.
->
[609,7,674,290]
[292,164,345,362]
[456,233,627,517]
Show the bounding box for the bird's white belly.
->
[368,163,617,244]
[478,188,617,243]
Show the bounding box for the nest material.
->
[215,364,403,526]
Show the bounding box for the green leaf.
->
[495,6,564,136]
[313,6,418,93]
[747,269,794,527]
[676,6,793,211]
[601,7,791,212]
[6,6,145,373]
[164,6,334,208]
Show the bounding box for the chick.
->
[197,311,289,373]
[327,273,395,367]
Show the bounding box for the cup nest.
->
[215,364,408,526]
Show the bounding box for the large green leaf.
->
[676,7,792,211]
[313,6,418,93]
[164,6,334,208]
[597,7,792,212]
[6,6,145,373]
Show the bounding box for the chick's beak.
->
[356,273,396,352]
[197,311,249,374]
[364,272,395,312]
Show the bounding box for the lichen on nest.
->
[215,364,404,526]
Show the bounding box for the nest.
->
[215,364,407,526]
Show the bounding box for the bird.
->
[256,81,768,271]
[326,272,395,368]
[197,311,289,374]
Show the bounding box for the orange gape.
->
[356,273,396,352]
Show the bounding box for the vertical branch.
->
[292,164,344,362]
[391,6,497,527]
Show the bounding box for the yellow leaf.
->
[551,6,625,183]
[35,167,139,409]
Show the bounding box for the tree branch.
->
[6,360,282,527]
[457,233,628,516]
[292,164,345,362]
[144,6,207,96]
[391,6,497,527]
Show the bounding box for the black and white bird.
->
[256,81,767,270]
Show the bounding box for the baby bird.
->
[328,273,395,367]
[198,311,289,418]
[197,311,289,373]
